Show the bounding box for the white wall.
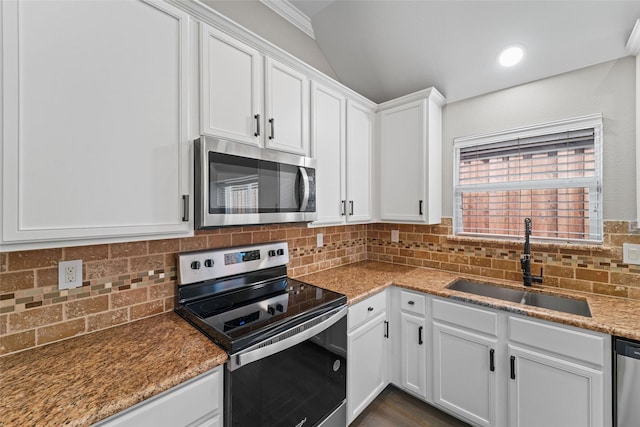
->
[201,0,338,81]
[441,56,637,221]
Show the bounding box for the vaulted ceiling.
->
[288,1,640,103]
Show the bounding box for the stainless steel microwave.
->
[194,137,317,228]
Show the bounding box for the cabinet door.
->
[508,345,605,427]
[348,312,387,424]
[432,322,497,427]
[380,99,426,222]
[345,100,373,223]
[200,23,262,146]
[311,82,346,225]
[400,312,427,399]
[264,58,310,155]
[1,0,190,245]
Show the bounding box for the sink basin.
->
[447,279,591,317]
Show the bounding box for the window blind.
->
[454,122,602,243]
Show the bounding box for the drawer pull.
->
[367,307,374,312]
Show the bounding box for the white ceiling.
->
[289,1,640,103]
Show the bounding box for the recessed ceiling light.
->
[499,46,525,67]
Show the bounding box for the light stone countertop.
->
[2,260,639,427]
[0,312,227,427]
[299,260,640,341]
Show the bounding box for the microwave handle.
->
[298,167,310,211]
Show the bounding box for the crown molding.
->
[260,0,315,40]
[627,18,640,55]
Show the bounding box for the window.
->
[453,114,603,244]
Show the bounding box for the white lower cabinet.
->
[93,366,223,427]
[347,291,389,424]
[430,296,610,427]
[432,322,498,427]
[382,289,611,427]
[507,316,609,427]
[396,290,428,400]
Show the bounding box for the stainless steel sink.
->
[447,279,592,317]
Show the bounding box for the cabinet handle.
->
[510,355,516,379]
[254,114,260,137]
[489,349,495,372]
[408,300,415,305]
[349,200,354,216]
[384,320,389,338]
[341,200,346,216]
[269,118,275,140]
[418,326,423,345]
[419,200,423,215]
[367,307,374,312]
[182,195,189,222]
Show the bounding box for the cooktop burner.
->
[174,242,346,354]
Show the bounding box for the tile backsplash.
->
[0,224,366,355]
[1,219,637,356]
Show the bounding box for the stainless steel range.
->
[175,242,347,427]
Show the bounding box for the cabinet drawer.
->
[349,291,386,331]
[432,298,498,336]
[508,316,606,367]
[400,290,426,315]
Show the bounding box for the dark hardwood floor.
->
[350,386,471,427]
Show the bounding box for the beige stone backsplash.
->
[1,219,638,356]
[0,224,366,355]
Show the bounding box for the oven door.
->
[225,307,347,427]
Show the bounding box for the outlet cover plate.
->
[391,230,400,243]
[623,243,640,265]
[59,259,83,290]
[317,233,323,248]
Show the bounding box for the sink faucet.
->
[521,218,543,287]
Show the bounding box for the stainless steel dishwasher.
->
[614,337,640,427]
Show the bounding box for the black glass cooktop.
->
[176,271,346,354]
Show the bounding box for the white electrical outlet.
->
[623,243,640,265]
[59,259,83,290]
[317,233,324,248]
[391,230,400,243]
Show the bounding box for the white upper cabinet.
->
[345,100,373,223]
[312,83,346,225]
[311,83,373,225]
[378,88,445,224]
[200,24,310,156]
[1,0,191,247]
[264,58,310,155]
[200,24,262,146]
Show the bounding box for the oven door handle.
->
[229,306,347,371]
[298,167,310,212]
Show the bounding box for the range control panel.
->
[177,241,290,286]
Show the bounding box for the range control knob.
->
[276,303,284,313]
[267,305,276,315]
[277,249,285,256]
[190,261,201,270]
[268,250,276,257]
[204,259,214,268]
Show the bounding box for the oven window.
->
[226,316,347,427]
[209,153,260,214]
[208,153,305,214]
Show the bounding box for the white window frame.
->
[453,113,603,244]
